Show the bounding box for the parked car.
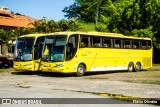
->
[0,56,10,68]
[6,53,13,67]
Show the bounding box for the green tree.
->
[0,29,13,55]
[63,0,114,24]
[14,28,33,37]
[68,20,81,31]
[96,0,160,38]
[0,29,10,45]
[62,3,80,20]
[32,17,62,33]
[58,19,81,31]
[58,19,70,31]
[32,18,81,32]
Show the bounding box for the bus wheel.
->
[128,62,134,72]
[76,64,85,77]
[134,62,141,72]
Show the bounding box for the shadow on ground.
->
[11,70,130,78]
[11,71,71,77]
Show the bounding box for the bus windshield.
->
[42,35,67,62]
[14,37,35,61]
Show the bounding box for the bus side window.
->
[141,41,147,49]
[66,35,78,61]
[124,40,131,49]
[103,38,112,48]
[133,40,139,49]
[147,41,152,49]
[114,39,121,48]
[92,37,101,47]
[80,36,90,48]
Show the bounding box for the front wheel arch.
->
[134,62,141,72]
[76,63,86,77]
[128,62,134,72]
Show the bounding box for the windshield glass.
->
[42,35,66,62]
[14,37,35,61]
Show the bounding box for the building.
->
[0,6,9,11]
[0,6,36,56]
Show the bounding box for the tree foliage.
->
[62,0,113,24]
[32,18,81,33]
[63,0,160,48]
[63,0,160,63]
[0,18,81,46]
[0,28,32,46]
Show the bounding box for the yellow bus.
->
[41,32,152,76]
[13,34,46,71]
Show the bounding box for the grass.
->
[0,67,15,73]
[83,66,160,85]
[77,21,96,31]
[0,65,160,85]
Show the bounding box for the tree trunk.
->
[95,6,99,25]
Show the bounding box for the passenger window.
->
[141,41,147,49]
[103,38,112,48]
[147,41,152,49]
[133,40,140,49]
[80,36,90,48]
[114,39,121,48]
[66,35,78,61]
[34,37,45,60]
[124,40,131,49]
[92,37,101,47]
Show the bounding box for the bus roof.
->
[18,33,46,38]
[47,31,151,40]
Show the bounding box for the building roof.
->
[0,10,36,28]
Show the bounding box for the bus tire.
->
[128,62,134,72]
[76,64,85,77]
[134,62,141,72]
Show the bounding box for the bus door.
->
[65,35,79,71]
[34,37,45,71]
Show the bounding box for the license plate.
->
[19,67,22,71]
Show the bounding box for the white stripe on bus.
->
[90,66,128,72]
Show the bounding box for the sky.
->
[0,0,74,21]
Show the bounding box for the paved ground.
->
[0,68,159,107]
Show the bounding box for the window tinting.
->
[79,35,151,50]
[103,38,112,48]
[66,35,78,61]
[147,41,152,49]
[141,41,147,49]
[92,37,101,47]
[124,40,131,49]
[133,40,140,49]
[34,37,45,60]
[114,39,121,48]
[80,36,90,48]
